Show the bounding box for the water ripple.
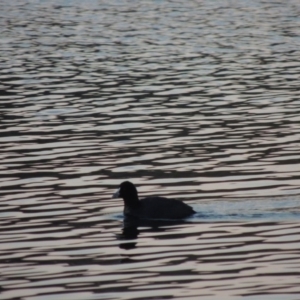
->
[1,0,300,299]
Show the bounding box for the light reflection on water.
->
[1,0,300,299]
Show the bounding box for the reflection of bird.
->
[113,181,195,220]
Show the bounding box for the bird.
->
[112,181,195,220]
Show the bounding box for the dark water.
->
[1,0,300,299]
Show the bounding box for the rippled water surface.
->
[1,0,300,299]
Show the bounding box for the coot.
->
[112,181,195,220]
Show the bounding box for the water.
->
[1,0,300,299]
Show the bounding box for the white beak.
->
[112,188,120,198]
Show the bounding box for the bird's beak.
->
[112,188,120,198]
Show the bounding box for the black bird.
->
[112,181,195,220]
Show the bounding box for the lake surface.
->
[1,0,300,299]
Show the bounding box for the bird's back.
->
[124,196,195,220]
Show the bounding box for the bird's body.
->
[113,181,195,220]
